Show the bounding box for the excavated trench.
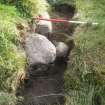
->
[16,3,76,105]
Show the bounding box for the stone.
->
[35,12,52,36]
[24,33,56,65]
[55,42,69,57]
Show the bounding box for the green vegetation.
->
[0,3,25,92]
[65,0,105,105]
[0,0,49,17]
[15,0,49,17]
[48,0,74,5]
[75,0,105,23]
[0,0,48,104]
[0,0,48,91]
[65,26,105,105]
[0,92,16,105]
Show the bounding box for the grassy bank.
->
[0,0,48,104]
[0,3,26,92]
[65,0,105,105]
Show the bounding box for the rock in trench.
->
[24,33,56,65]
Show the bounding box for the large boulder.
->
[24,33,56,65]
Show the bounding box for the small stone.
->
[56,42,69,57]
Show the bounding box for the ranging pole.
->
[34,17,98,25]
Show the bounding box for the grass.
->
[0,92,17,105]
[65,0,105,105]
[48,0,74,5]
[4,0,49,17]
[0,3,26,92]
[75,0,105,23]
[65,27,105,104]
[65,25,105,105]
